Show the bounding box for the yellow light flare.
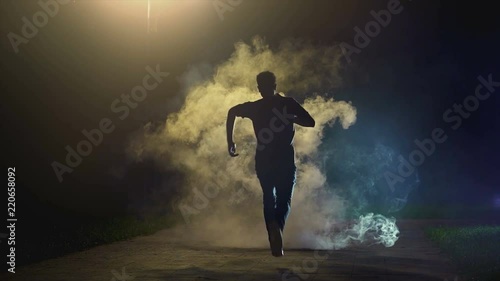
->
[97,1,203,31]
[147,0,151,33]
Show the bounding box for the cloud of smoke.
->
[326,213,400,249]
[127,36,399,250]
[326,142,419,216]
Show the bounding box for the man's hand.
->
[228,142,239,157]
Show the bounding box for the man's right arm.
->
[226,102,252,156]
[226,107,238,156]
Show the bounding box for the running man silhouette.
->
[226,71,315,257]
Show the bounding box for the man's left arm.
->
[288,98,315,127]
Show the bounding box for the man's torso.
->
[235,94,297,174]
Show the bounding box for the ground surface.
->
[2,220,461,281]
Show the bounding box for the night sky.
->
[1,0,499,222]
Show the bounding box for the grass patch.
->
[426,225,500,281]
[18,214,178,266]
[397,205,497,219]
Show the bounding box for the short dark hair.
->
[256,71,276,87]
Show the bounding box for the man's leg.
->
[274,165,297,232]
[257,171,283,256]
[257,172,276,236]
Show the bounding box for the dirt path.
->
[2,220,459,281]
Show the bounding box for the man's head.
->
[257,71,276,98]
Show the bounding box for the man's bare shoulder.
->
[232,98,264,118]
[236,98,263,108]
[276,94,299,105]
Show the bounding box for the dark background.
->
[1,0,499,264]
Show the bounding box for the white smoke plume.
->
[127,36,399,249]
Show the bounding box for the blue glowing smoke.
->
[338,213,400,247]
[324,141,419,216]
